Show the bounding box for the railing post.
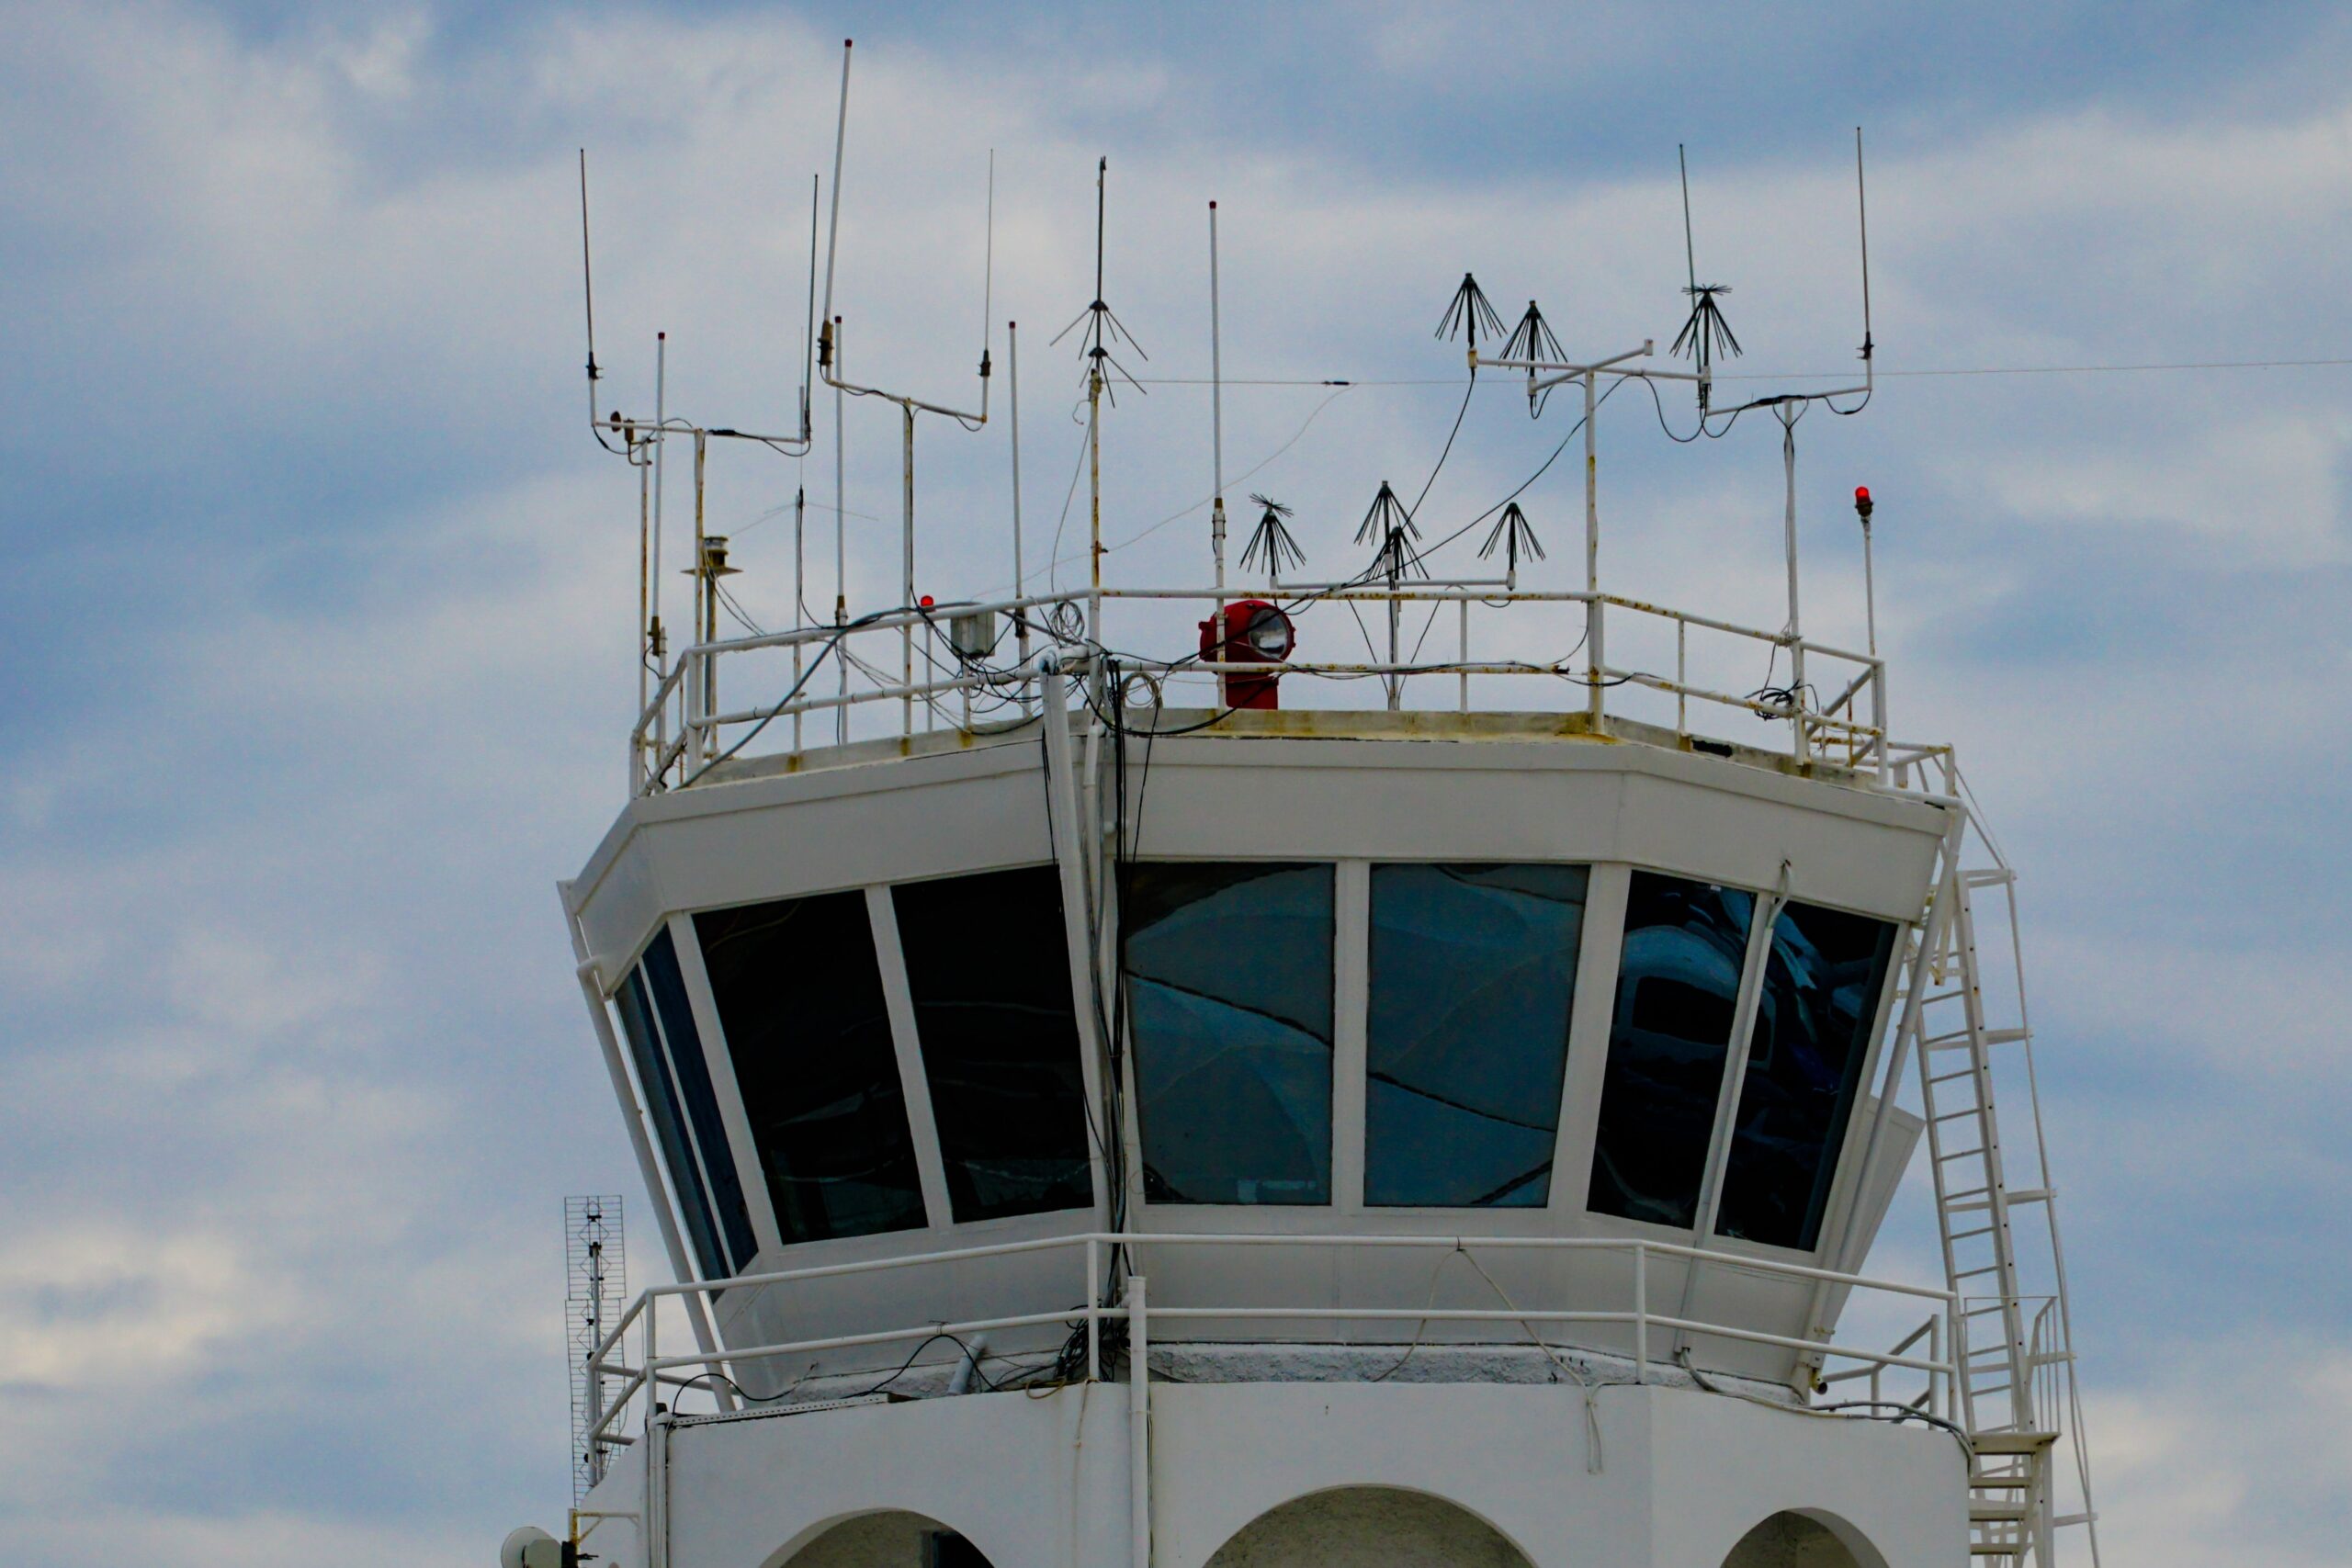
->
[1127,1272,1151,1568]
[1633,1242,1648,1382]
[1458,599,1470,712]
[1087,1236,1102,1382]
[1675,619,1688,739]
[1588,597,1605,727]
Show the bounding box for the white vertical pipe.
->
[1781,407,1806,761]
[901,401,916,738]
[1208,201,1227,594]
[1009,321,1030,679]
[834,320,849,746]
[1127,1272,1151,1568]
[1585,368,1602,724]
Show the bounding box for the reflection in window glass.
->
[639,926,760,1273]
[1715,901,1897,1250]
[1366,863,1588,1207]
[893,867,1094,1223]
[616,964,729,1279]
[1122,863,1334,1204]
[696,892,928,1245]
[1588,873,1755,1228]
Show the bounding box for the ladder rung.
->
[1947,1224,1996,1242]
[1928,1066,1979,1087]
[1971,1430,2058,1454]
[1933,1107,1986,1125]
[1970,1502,2031,1524]
[1946,1197,1994,1213]
[1938,1147,1989,1164]
[1971,1473,2036,1490]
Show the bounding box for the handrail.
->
[582,1230,1956,1450]
[628,581,1894,795]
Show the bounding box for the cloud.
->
[2,3,2349,1562]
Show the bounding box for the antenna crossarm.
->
[819,362,989,426]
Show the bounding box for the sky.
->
[2,2,2349,1563]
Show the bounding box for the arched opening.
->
[773,1509,995,1568]
[1207,1486,1533,1568]
[1720,1508,1885,1568]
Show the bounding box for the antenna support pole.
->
[1009,321,1031,682]
[1778,402,1807,761]
[1585,367,1602,722]
[1208,201,1227,593]
[902,400,918,737]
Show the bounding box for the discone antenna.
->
[1500,299,1565,365]
[1357,479,1425,579]
[1478,501,1546,573]
[1434,272,1506,348]
[1240,493,1305,578]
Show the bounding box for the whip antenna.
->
[579,150,619,454]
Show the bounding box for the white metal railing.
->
[579,1230,1955,1456]
[628,584,1890,795]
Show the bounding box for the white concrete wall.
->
[605,1377,1963,1568]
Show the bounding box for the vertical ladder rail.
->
[1907,757,2101,1565]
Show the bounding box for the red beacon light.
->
[1198,599,1295,710]
[1853,485,1874,520]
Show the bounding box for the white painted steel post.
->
[1127,1272,1151,1568]
[1009,322,1031,689]
[1585,368,1602,724]
[1208,201,1226,595]
[1779,404,1806,761]
[1086,1235,1102,1382]
[833,321,849,747]
[1634,1242,1649,1382]
[901,401,916,739]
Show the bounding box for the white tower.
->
[536,67,2098,1568]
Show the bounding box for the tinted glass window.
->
[1588,873,1755,1228]
[893,867,1094,1223]
[1715,901,1898,1250]
[616,966,729,1280]
[1366,863,1588,1207]
[1122,863,1334,1204]
[639,927,760,1272]
[696,892,928,1245]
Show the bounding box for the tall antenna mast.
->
[1054,157,1147,601]
[1208,201,1227,594]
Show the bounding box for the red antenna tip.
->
[1854,485,1871,503]
[919,594,934,609]
[1209,200,1217,209]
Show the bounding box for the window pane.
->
[893,867,1094,1223]
[696,892,928,1245]
[1366,863,1588,1207]
[616,966,729,1279]
[1715,901,1897,1250]
[1588,873,1755,1227]
[1122,863,1334,1204]
[641,928,759,1272]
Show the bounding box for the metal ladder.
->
[1897,754,2104,1565]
